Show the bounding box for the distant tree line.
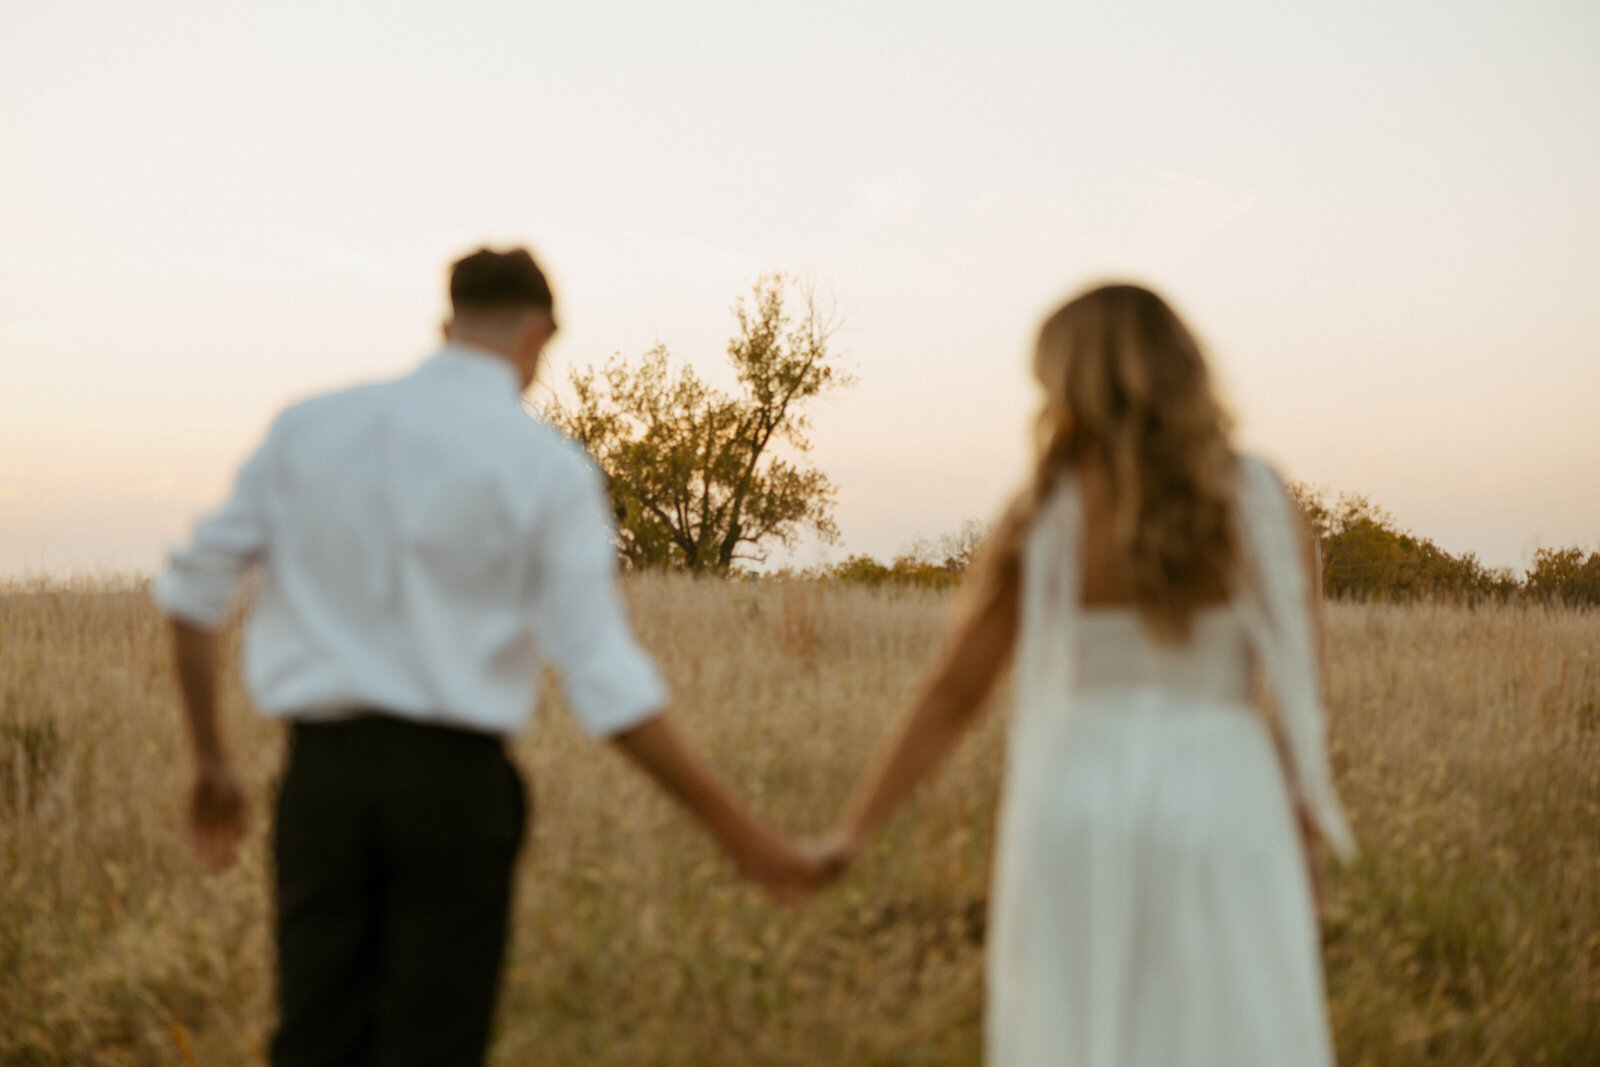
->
[1287,484,1600,607]
[808,488,1598,607]
[1286,485,1518,603]
[1519,546,1600,607]
[811,520,992,591]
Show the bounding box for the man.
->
[156,247,820,1066]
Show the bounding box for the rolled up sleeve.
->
[527,453,668,737]
[153,424,277,630]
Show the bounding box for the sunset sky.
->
[3,0,1597,575]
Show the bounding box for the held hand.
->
[727,825,837,907]
[188,759,248,873]
[604,716,847,906]
[798,827,861,887]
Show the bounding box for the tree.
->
[1525,546,1600,607]
[545,274,853,572]
[1287,483,1518,602]
[818,519,995,590]
[905,518,994,574]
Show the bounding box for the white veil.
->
[1234,456,1358,860]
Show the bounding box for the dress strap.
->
[1017,479,1082,719]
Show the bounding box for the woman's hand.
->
[799,827,863,887]
[728,826,860,905]
[725,824,835,907]
[1297,806,1325,919]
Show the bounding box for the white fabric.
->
[987,455,1351,1067]
[154,343,668,738]
[1233,457,1357,858]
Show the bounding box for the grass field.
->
[2,575,1597,1065]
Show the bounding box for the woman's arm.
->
[828,555,1022,861]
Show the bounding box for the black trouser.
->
[270,715,528,1067]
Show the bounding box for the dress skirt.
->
[985,690,1338,1067]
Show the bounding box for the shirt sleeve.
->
[526,450,668,737]
[152,420,278,630]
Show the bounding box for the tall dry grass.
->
[1,575,1596,1065]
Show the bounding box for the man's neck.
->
[442,332,531,391]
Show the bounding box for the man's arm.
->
[609,714,822,904]
[525,453,821,900]
[169,619,248,872]
[156,425,278,874]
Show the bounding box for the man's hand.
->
[168,618,247,873]
[188,758,248,873]
[797,827,860,888]
[726,825,834,908]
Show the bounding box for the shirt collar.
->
[422,342,525,397]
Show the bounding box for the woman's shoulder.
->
[1233,451,1281,484]
[1232,452,1293,504]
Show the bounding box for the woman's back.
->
[1075,605,1252,705]
[1074,462,1232,610]
[1072,463,1250,700]
[986,468,1340,1067]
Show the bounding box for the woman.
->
[818,284,1357,1066]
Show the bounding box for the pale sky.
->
[3,0,1597,576]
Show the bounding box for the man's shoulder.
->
[264,368,603,490]
[274,378,396,430]
[512,416,603,487]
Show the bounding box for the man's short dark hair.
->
[449,247,554,315]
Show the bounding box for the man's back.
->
[269,352,546,616]
[158,343,664,738]
[252,347,555,724]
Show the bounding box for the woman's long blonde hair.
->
[989,283,1239,640]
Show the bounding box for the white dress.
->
[986,457,1357,1067]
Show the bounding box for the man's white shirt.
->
[154,343,667,738]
